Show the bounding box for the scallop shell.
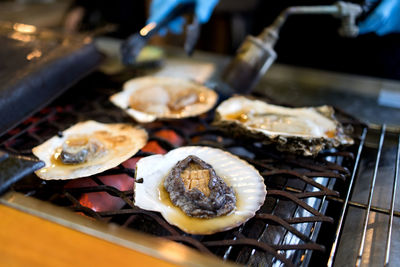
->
[33,120,148,180]
[135,146,267,235]
[110,76,218,123]
[214,96,354,156]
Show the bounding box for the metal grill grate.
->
[2,72,395,266]
[326,126,400,266]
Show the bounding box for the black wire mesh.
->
[0,72,363,266]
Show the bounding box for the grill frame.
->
[0,70,375,267]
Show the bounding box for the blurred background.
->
[1,0,400,80]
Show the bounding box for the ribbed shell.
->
[110,76,218,123]
[135,146,267,235]
[33,120,148,180]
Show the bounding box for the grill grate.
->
[327,126,400,266]
[0,72,384,266]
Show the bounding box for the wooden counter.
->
[0,204,177,267]
[0,192,236,267]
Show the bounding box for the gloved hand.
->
[147,0,219,35]
[359,0,400,35]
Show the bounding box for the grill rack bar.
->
[286,187,400,217]
[385,135,400,266]
[356,125,386,267]
[245,172,295,265]
[327,127,367,267]
[301,173,337,267]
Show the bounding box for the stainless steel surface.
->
[0,191,238,267]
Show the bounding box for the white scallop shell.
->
[33,120,148,180]
[110,76,218,123]
[135,146,267,235]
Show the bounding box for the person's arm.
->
[147,0,219,35]
[359,0,400,35]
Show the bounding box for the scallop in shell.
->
[33,120,148,180]
[134,146,266,235]
[110,76,218,123]
[214,96,353,156]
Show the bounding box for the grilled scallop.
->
[214,96,353,156]
[110,76,218,123]
[135,146,267,235]
[33,120,148,180]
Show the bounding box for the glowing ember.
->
[154,129,184,146]
[79,191,124,212]
[141,141,167,154]
[64,157,142,212]
[122,157,142,169]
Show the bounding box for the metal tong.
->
[0,150,44,195]
[120,2,199,65]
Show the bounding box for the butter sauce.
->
[40,132,128,175]
[225,109,338,138]
[157,182,243,234]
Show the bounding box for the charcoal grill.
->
[0,51,399,266]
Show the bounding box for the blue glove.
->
[359,0,400,35]
[148,0,219,35]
